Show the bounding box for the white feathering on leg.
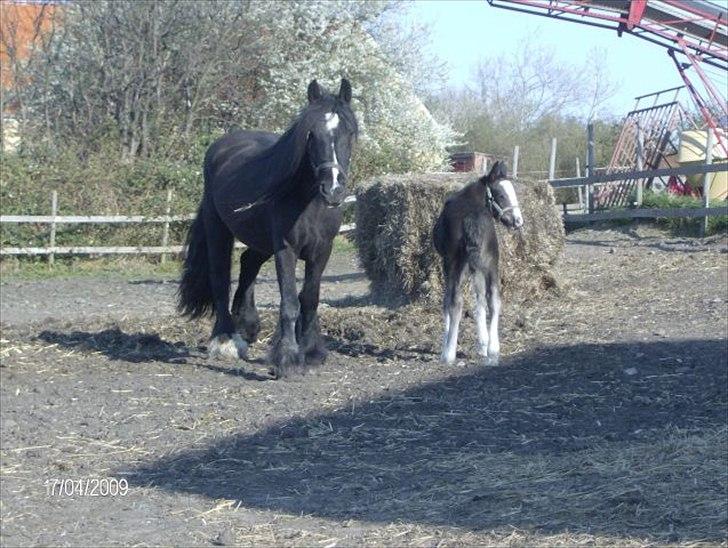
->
[209,333,248,360]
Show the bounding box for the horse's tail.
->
[178,200,214,319]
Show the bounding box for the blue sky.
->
[408,0,725,117]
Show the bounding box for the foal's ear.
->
[485,160,507,184]
[307,80,323,103]
[338,78,352,103]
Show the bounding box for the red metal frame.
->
[487,0,728,157]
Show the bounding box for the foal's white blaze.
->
[498,179,524,227]
[324,112,341,189]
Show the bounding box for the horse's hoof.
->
[269,342,304,378]
[441,352,455,365]
[304,346,328,366]
[485,353,500,366]
[209,333,248,360]
[234,317,260,344]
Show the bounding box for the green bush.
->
[0,143,205,251]
[642,191,728,236]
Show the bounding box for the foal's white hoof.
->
[485,353,500,366]
[441,352,456,365]
[209,333,248,360]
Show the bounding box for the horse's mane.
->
[232,95,358,212]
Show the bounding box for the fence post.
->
[548,137,557,180]
[49,190,57,267]
[575,157,584,213]
[512,145,519,178]
[702,129,714,237]
[587,122,595,214]
[161,188,172,264]
[636,123,644,206]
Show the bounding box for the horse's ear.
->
[307,80,323,103]
[338,78,352,103]
[483,160,503,185]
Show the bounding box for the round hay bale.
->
[354,172,565,306]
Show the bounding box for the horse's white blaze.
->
[324,112,339,132]
[498,179,524,226]
[322,112,341,189]
[330,143,340,190]
[209,333,248,360]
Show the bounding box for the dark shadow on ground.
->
[38,328,190,364]
[36,328,273,381]
[125,338,728,542]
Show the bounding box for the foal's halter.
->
[485,185,516,220]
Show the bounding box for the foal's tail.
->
[178,201,214,319]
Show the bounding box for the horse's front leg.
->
[486,270,501,365]
[269,246,303,377]
[231,249,270,343]
[296,246,332,366]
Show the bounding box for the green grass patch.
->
[642,191,728,236]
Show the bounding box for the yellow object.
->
[677,130,727,200]
[678,129,727,163]
[683,160,728,201]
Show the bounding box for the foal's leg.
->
[471,269,489,359]
[204,205,247,360]
[269,246,303,377]
[486,269,501,364]
[441,257,466,364]
[296,245,332,366]
[231,248,270,343]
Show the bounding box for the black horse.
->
[432,161,524,366]
[178,79,357,378]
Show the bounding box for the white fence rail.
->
[1,191,356,260]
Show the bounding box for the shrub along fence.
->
[0,191,356,265]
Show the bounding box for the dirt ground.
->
[1,226,726,546]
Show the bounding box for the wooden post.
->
[161,188,172,264]
[49,190,57,267]
[702,129,714,237]
[576,157,584,213]
[636,123,644,206]
[548,137,557,180]
[512,145,519,179]
[587,122,595,214]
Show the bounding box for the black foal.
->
[432,161,524,365]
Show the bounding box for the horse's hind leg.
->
[471,269,489,360]
[441,256,466,364]
[485,269,501,364]
[296,245,332,367]
[204,203,247,360]
[231,249,270,343]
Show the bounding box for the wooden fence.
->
[2,143,726,262]
[549,162,728,224]
[0,190,356,262]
